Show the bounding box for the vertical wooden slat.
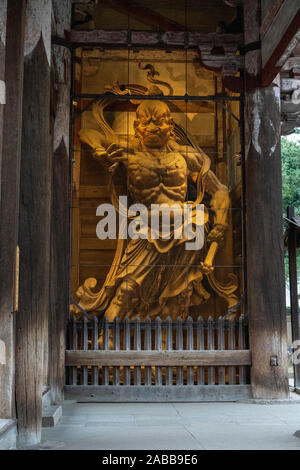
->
[103,316,109,386]
[134,316,141,385]
[144,316,152,385]
[176,317,183,385]
[197,316,204,385]
[207,316,215,385]
[166,316,173,385]
[218,316,225,385]
[187,316,194,385]
[71,317,78,385]
[238,316,246,385]
[155,317,162,385]
[114,317,120,386]
[92,316,99,385]
[124,317,131,385]
[228,318,236,385]
[82,315,88,385]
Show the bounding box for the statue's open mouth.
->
[143,133,163,146]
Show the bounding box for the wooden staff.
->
[201,241,218,273]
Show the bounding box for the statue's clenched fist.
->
[94,143,124,167]
[207,224,227,245]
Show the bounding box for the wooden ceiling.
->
[71,1,300,134]
[73,0,238,33]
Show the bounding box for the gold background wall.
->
[71,46,243,319]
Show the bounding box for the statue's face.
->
[134,101,174,149]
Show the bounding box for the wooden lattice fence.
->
[65,316,252,402]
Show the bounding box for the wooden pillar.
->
[244,0,289,399]
[287,206,300,390]
[0,0,26,419]
[0,0,7,166]
[49,0,72,405]
[16,0,52,445]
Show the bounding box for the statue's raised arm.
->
[79,128,127,170]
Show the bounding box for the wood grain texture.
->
[262,7,300,86]
[65,349,252,367]
[244,0,289,399]
[69,30,243,50]
[16,30,51,445]
[49,0,72,406]
[0,0,26,419]
[260,0,285,38]
[262,0,300,68]
[0,0,6,159]
[49,139,70,404]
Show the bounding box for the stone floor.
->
[36,398,300,450]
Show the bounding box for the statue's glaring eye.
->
[153,118,166,126]
[140,118,151,126]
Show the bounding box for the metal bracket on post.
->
[270,356,278,367]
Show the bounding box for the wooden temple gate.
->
[65,316,251,401]
[1,0,296,446]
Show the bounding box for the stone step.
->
[0,419,17,450]
[42,406,62,428]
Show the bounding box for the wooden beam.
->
[262,0,300,86]
[0,0,26,420]
[16,0,52,446]
[260,0,285,38]
[69,30,244,77]
[68,29,244,50]
[66,350,252,367]
[244,0,289,399]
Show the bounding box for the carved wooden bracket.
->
[195,39,244,93]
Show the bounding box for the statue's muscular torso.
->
[126,150,188,206]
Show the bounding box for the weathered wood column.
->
[16,0,52,445]
[244,0,289,398]
[49,0,72,405]
[0,0,26,419]
[0,0,7,164]
[0,0,7,373]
